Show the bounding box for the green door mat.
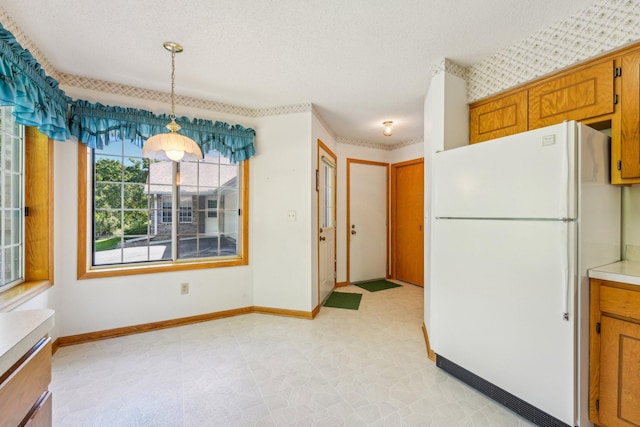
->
[354,280,402,292]
[323,292,362,310]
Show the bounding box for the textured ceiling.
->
[1,0,597,144]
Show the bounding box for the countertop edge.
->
[588,261,640,286]
[0,309,55,376]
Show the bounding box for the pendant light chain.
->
[142,41,203,162]
[170,47,176,121]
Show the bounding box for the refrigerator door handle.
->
[562,221,570,321]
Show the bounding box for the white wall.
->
[11,84,425,337]
[423,70,468,334]
[622,186,640,259]
[26,85,318,338]
[311,112,338,308]
[389,142,423,165]
[252,111,315,312]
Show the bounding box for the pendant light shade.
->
[142,42,203,162]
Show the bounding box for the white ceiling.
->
[2,0,597,144]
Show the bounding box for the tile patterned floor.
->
[50,283,536,426]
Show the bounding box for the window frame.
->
[77,143,249,279]
[0,125,54,311]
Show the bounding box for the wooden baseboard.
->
[253,306,315,319]
[335,281,348,287]
[422,322,436,362]
[53,305,316,351]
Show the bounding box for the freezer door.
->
[431,218,576,425]
[433,121,577,219]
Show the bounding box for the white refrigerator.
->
[431,121,620,426]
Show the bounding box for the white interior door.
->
[349,161,387,283]
[318,146,336,303]
[205,196,218,234]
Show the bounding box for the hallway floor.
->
[50,283,535,426]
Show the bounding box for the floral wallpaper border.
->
[466,0,640,102]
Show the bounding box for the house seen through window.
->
[91,137,242,267]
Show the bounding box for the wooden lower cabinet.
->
[0,337,52,427]
[590,279,640,427]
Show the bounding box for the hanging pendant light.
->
[142,42,203,162]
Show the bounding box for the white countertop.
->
[588,260,640,286]
[0,309,55,375]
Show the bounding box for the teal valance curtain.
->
[69,100,256,162]
[0,23,70,141]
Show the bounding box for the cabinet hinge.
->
[24,206,29,217]
[238,208,241,216]
[618,160,622,171]
[596,322,601,334]
[614,94,619,104]
[596,399,600,411]
[614,67,622,77]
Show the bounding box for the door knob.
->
[320,236,326,241]
[351,230,356,235]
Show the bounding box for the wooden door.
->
[392,158,424,286]
[469,89,528,144]
[528,59,614,130]
[318,142,336,304]
[599,315,640,426]
[347,160,388,284]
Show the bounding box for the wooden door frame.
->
[317,139,337,308]
[391,157,424,281]
[346,158,390,285]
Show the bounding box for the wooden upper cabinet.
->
[620,49,640,179]
[469,90,527,144]
[528,59,615,130]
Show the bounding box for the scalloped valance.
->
[69,100,256,162]
[0,23,71,141]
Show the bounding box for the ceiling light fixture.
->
[142,42,203,162]
[382,121,393,137]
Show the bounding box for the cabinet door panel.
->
[620,50,640,179]
[600,315,640,427]
[0,338,51,427]
[529,60,614,130]
[469,90,527,144]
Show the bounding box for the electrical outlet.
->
[180,283,189,295]
[288,210,296,221]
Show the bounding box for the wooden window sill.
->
[0,281,53,312]
[78,257,247,279]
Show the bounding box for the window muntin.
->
[0,107,24,290]
[91,138,243,267]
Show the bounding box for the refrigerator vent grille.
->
[436,355,571,427]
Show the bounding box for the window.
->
[161,195,172,223]
[0,110,53,310]
[179,197,193,224]
[0,107,24,291]
[207,199,218,218]
[79,137,249,277]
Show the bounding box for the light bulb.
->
[383,121,393,136]
[166,150,185,161]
